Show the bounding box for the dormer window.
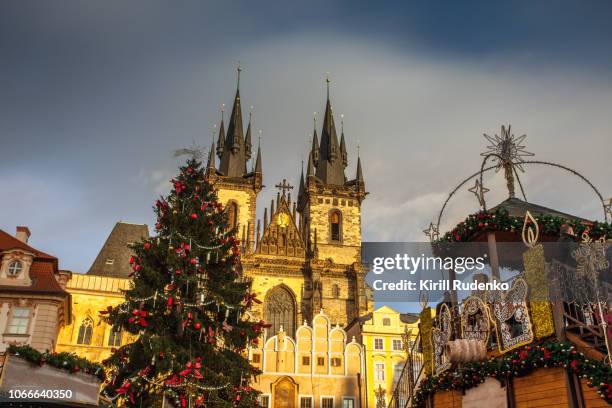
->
[7,261,23,277]
[105,258,114,265]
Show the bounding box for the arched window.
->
[265,286,296,338]
[227,201,238,231]
[108,328,122,347]
[77,317,93,345]
[330,210,342,242]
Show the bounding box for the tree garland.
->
[412,340,612,406]
[437,207,612,243]
[7,344,105,381]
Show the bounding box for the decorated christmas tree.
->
[100,158,265,408]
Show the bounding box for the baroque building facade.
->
[0,227,71,353]
[205,75,373,407]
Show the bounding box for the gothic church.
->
[205,74,372,337]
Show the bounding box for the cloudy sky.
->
[1,1,612,273]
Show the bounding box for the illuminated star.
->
[481,125,534,172]
[423,222,439,242]
[468,179,490,208]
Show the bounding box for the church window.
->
[108,328,122,347]
[7,261,23,277]
[77,317,94,345]
[317,357,325,366]
[382,317,391,326]
[302,356,310,366]
[322,397,334,408]
[330,210,342,242]
[332,284,340,298]
[264,286,296,337]
[8,307,30,334]
[227,201,238,230]
[331,357,341,367]
[251,353,261,363]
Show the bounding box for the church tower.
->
[296,79,369,324]
[206,65,262,252]
[210,72,370,337]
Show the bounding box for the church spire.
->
[207,139,216,174]
[254,135,262,175]
[340,114,348,168]
[216,106,225,159]
[311,113,319,166]
[315,76,345,185]
[219,64,249,177]
[356,153,364,186]
[245,108,253,161]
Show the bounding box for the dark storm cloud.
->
[1,1,611,272]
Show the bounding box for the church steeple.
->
[219,65,249,177]
[245,108,253,161]
[311,114,319,166]
[314,78,346,185]
[216,106,225,159]
[340,115,348,168]
[254,138,262,175]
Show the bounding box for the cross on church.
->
[275,179,293,197]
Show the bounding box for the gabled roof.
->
[0,229,66,295]
[489,197,587,221]
[87,222,149,278]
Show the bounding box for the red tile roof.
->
[0,229,67,296]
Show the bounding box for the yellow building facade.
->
[56,222,146,362]
[55,273,135,362]
[346,306,419,408]
[250,310,365,408]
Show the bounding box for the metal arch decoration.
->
[460,296,492,344]
[521,210,540,248]
[490,278,534,353]
[517,160,609,223]
[432,303,452,374]
[436,128,610,232]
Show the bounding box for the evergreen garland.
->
[413,340,612,406]
[437,207,612,243]
[7,344,105,380]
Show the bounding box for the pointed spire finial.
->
[340,114,344,134]
[325,72,331,100]
[236,61,242,89]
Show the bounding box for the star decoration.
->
[423,222,439,242]
[481,125,534,172]
[468,179,490,208]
